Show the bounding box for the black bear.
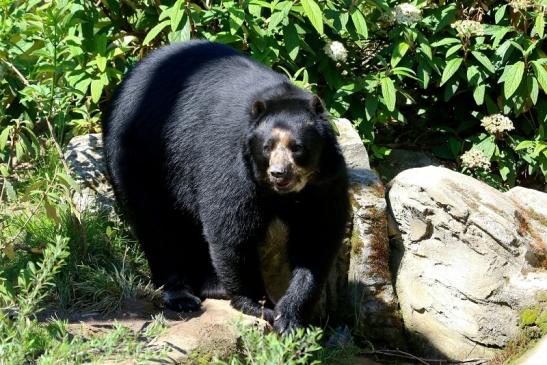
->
[102,40,349,333]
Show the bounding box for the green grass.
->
[210,323,359,365]
[0,149,169,363]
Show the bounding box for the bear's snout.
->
[269,164,292,179]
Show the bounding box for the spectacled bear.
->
[102,40,349,333]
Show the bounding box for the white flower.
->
[324,41,348,62]
[508,0,532,12]
[480,114,515,134]
[393,3,422,25]
[461,149,490,170]
[451,20,484,38]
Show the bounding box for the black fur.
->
[102,40,349,333]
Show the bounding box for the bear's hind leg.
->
[131,203,203,312]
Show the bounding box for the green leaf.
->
[419,43,432,61]
[444,79,460,101]
[431,38,460,47]
[495,5,506,24]
[391,41,409,67]
[143,20,170,45]
[170,0,185,31]
[0,126,12,150]
[448,137,462,157]
[473,84,486,105]
[268,11,286,31]
[301,0,323,35]
[90,79,103,103]
[467,65,481,85]
[445,44,461,58]
[531,61,547,93]
[441,58,463,86]
[365,97,378,120]
[381,77,396,112]
[476,135,496,159]
[284,24,299,60]
[249,3,261,17]
[392,66,418,79]
[503,61,524,99]
[515,140,534,150]
[57,172,79,192]
[527,75,539,105]
[351,8,367,38]
[417,63,430,89]
[44,199,60,224]
[96,55,107,72]
[4,180,16,202]
[471,51,495,74]
[531,12,545,38]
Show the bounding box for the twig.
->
[6,181,53,248]
[361,349,487,365]
[44,117,70,173]
[0,57,29,86]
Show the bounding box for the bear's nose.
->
[270,165,288,179]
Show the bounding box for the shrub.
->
[2,1,545,189]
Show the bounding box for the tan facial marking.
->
[271,128,291,148]
[267,128,315,193]
[269,128,294,167]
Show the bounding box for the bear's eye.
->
[263,143,272,153]
[290,143,304,153]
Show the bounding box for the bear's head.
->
[247,93,345,194]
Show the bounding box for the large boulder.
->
[387,166,547,360]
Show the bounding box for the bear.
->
[102,40,349,333]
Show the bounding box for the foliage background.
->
[1,0,546,193]
[0,0,546,363]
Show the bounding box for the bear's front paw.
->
[163,288,202,312]
[273,311,303,335]
[230,295,275,323]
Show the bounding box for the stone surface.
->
[387,166,547,360]
[155,299,268,362]
[376,149,440,182]
[336,118,403,345]
[66,299,267,364]
[64,133,115,214]
[506,186,547,267]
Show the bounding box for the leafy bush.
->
[213,324,323,365]
[2,0,546,191]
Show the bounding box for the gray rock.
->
[505,186,547,267]
[376,149,440,182]
[387,166,547,360]
[64,133,115,214]
[336,119,403,344]
[67,299,268,364]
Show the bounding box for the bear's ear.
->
[250,100,266,121]
[310,95,325,115]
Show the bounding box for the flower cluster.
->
[460,149,490,170]
[481,114,515,135]
[508,0,533,11]
[393,3,422,25]
[451,20,484,38]
[324,41,348,62]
